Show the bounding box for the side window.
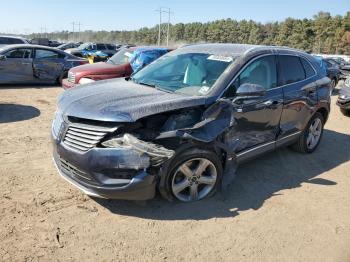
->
[300,58,316,78]
[5,48,32,58]
[224,55,277,97]
[35,49,64,59]
[278,55,305,85]
[96,44,106,50]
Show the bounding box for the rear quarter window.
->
[278,55,305,86]
[300,58,316,78]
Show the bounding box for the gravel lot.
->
[0,84,350,262]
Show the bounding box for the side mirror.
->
[236,83,266,97]
[0,55,6,61]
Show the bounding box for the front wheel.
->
[160,148,223,202]
[291,112,324,153]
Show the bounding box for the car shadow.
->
[0,104,40,123]
[95,129,349,220]
[0,83,60,89]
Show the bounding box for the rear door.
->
[277,54,318,144]
[33,48,65,82]
[0,48,34,83]
[223,55,284,160]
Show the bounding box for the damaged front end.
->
[52,99,239,201]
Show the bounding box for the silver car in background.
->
[0,44,88,84]
[0,35,29,48]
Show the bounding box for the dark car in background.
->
[325,57,350,79]
[65,42,117,60]
[0,35,29,47]
[52,43,331,202]
[337,77,350,115]
[323,58,340,89]
[62,47,171,89]
[56,42,82,51]
[0,44,88,84]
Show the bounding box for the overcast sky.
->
[1,0,349,34]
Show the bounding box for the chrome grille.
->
[60,157,91,181]
[68,72,76,83]
[63,124,115,152]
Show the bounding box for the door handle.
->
[260,100,281,109]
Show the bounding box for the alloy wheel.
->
[306,118,322,150]
[171,158,217,202]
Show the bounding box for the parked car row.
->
[62,46,171,88]
[52,43,333,203]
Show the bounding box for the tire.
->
[331,78,337,95]
[57,71,68,85]
[159,148,223,202]
[291,112,324,153]
[340,108,350,116]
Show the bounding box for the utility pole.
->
[77,22,82,42]
[155,8,162,46]
[71,22,75,41]
[166,8,171,46]
[40,26,46,38]
[155,7,173,46]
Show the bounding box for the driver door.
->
[223,55,283,161]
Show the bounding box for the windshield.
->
[107,49,133,65]
[132,52,233,96]
[78,43,93,50]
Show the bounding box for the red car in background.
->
[62,47,172,89]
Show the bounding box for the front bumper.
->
[336,98,350,109]
[62,78,76,89]
[51,131,156,200]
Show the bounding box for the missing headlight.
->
[102,134,175,166]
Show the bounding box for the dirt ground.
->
[0,84,350,262]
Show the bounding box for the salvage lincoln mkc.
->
[52,43,331,202]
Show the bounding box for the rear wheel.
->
[331,78,337,94]
[293,112,324,153]
[292,112,324,153]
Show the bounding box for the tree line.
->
[29,11,350,55]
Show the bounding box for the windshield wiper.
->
[137,81,157,88]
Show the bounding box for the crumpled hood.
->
[58,78,207,122]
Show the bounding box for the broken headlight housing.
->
[344,78,350,88]
[102,134,175,166]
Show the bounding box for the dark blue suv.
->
[52,44,331,202]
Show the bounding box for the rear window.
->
[35,49,64,59]
[0,37,24,44]
[278,55,305,86]
[300,58,315,78]
[9,38,24,44]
